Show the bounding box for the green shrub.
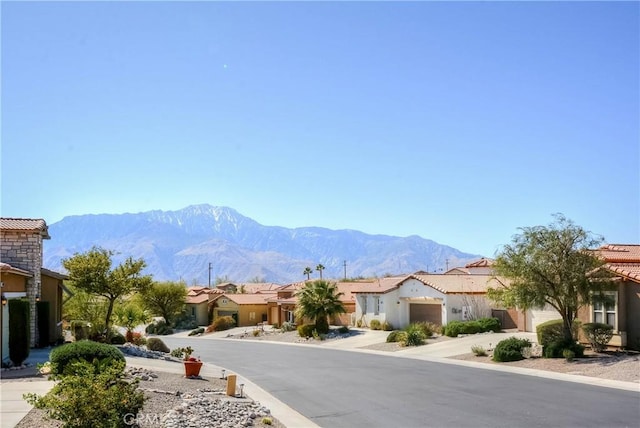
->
[370,319,382,330]
[110,332,126,345]
[174,311,198,330]
[145,320,174,335]
[297,324,315,338]
[9,299,30,366]
[381,321,393,331]
[262,417,273,425]
[37,301,51,348]
[471,345,487,356]
[402,324,426,347]
[188,327,205,336]
[211,316,236,332]
[50,341,125,376]
[71,320,90,341]
[543,339,585,359]
[536,319,581,347]
[477,317,501,333]
[252,329,261,337]
[25,360,145,428]
[492,337,531,362]
[582,322,614,352]
[146,338,170,353]
[563,349,575,361]
[414,322,437,338]
[386,330,406,343]
[281,322,295,332]
[170,348,185,358]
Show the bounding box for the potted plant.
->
[180,346,203,377]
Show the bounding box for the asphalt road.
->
[162,337,640,428]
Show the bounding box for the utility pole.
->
[445,259,450,271]
[208,262,212,288]
[343,260,347,280]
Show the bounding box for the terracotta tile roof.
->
[186,294,210,304]
[606,264,640,282]
[0,218,50,239]
[0,262,33,277]
[349,277,405,294]
[595,244,640,263]
[238,283,283,293]
[410,274,499,294]
[465,258,494,268]
[216,293,271,305]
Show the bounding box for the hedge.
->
[50,341,125,376]
[493,337,531,362]
[536,319,581,347]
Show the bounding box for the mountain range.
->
[43,204,484,284]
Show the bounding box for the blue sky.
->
[1,1,638,257]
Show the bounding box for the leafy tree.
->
[62,247,152,337]
[303,267,313,280]
[138,281,187,326]
[315,264,325,280]
[487,214,616,342]
[295,280,346,334]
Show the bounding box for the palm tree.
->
[295,280,346,334]
[303,267,313,280]
[316,263,325,280]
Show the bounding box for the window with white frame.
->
[373,296,380,315]
[593,292,617,329]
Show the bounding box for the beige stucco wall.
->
[41,275,63,343]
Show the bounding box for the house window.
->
[593,292,617,329]
[250,312,255,321]
[361,296,368,314]
[373,296,380,315]
[286,310,295,323]
[191,307,195,316]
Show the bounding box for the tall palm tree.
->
[295,280,345,334]
[303,267,313,280]
[316,263,325,280]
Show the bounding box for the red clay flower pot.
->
[183,360,203,377]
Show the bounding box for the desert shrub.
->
[50,341,125,376]
[37,301,51,347]
[477,317,501,333]
[146,338,170,353]
[131,332,146,346]
[536,319,581,347]
[386,330,407,343]
[543,339,585,359]
[444,321,463,337]
[563,349,575,361]
[492,337,531,362]
[281,322,295,332]
[174,311,198,330]
[381,321,393,331]
[252,329,261,337]
[471,345,487,356]
[413,322,437,338]
[24,360,145,428]
[370,319,382,330]
[337,326,350,334]
[9,299,30,365]
[145,320,174,335]
[582,322,614,352]
[110,332,126,345]
[211,316,236,332]
[297,324,315,338]
[262,417,273,425]
[402,324,426,347]
[188,327,205,336]
[356,320,363,328]
[170,348,185,358]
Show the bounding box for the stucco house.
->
[0,218,68,363]
[210,293,272,327]
[353,274,500,329]
[185,286,218,326]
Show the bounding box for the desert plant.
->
[262,417,273,425]
[37,301,51,347]
[297,324,315,338]
[25,359,145,428]
[402,324,426,347]
[145,320,174,335]
[170,348,185,358]
[295,280,346,334]
[370,319,382,330]
[477,317,501,333]
[414,322,436,338]
[146,338,170,353]
[131,332,146,346]
[110,332,126,344]
[281,321,295,332]
[174,310,198,330]
[210,316,236,332]
[9,299,30,365]
[492,337,531,362]
[381,321,393,331]
[252,329,261,337]
[471,345,487,356]
[563,349,575,361]
[543,338,584,359]
[386,330,407,343]
[50,341,125,376]
[114,302,150,341]
[582,322,614,352]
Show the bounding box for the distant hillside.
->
[43,204,483,283]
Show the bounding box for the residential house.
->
[210,293,271,327]
[186,286,219,326]
[353,273,500,329]
[576,244,640,350]
[41,268,71,343]
[0,218,68,363]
